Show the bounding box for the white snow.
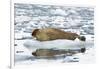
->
[15,16,31,23]
[50,9,67,16]
[23,39,93,52]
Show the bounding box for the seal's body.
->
[32,49,74,57]
[32,28,86,41]
[32,48,86,57]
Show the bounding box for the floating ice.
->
[23,39,90,53]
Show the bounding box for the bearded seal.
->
[32,48,86,58]
[32,28,86,41]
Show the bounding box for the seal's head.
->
[78,36,86,41]
[32,29,39,37]
[32,52,37,56]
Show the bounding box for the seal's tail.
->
[78,36,86,41]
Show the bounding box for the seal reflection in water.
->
[32,28,86,41]
[32,48,86,58]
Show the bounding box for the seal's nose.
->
[32,52,37,56]
[32,29,39,36]
[81,48,86,53]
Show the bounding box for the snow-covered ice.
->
[14,3,95,64]
[23,39,93,52]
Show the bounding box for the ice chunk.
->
[23,39,86,52]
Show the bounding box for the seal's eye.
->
[32,29,39,36]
